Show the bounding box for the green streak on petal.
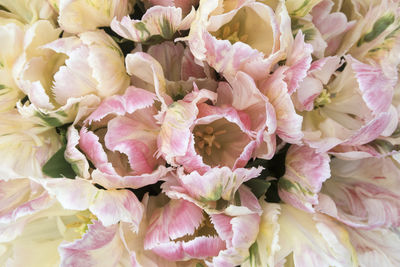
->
[303,28,315,42]
[160,17,174,39]
[248,242,261,267]
[0,61,4,68]
[291,18,304,31]
[134,22,151,40]
[290,0,320,17]
[278,177,297,191]
[56,110,68,117]
[35,111,63,127]
[357,13,395,46]
[0,84,6,90]
[200,185,223,202]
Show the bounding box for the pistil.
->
[194,126,226,156]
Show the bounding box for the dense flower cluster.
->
[1,0,400,266]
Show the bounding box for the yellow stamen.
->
[205,126,214,135]
[203,135,216,147]
[214,141,221,149]
[214,129,227,136]
[222,26,231,39]
[314,89,332,109]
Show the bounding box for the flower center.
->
[314,89,332,109]
[194,126,227,156]
[66,212,97,237]
[215,22,248,44]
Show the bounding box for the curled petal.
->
[275,204,358,267]
[317,156,400,229]
[144,199,204,250]
[59,221,124,267]
[111,6,189,42]
[279,145,331,212]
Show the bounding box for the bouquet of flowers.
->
[1,0,400,266]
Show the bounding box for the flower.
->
[111,5,195,43]
[300,55,397,152]
[0,110,61,179]
[50,0,132,34]
[245,202,358,267]
[70,86,168,189]
[317,155,400,229]
[278,144,331,213]
[14,25,128,126]
[144,196,260,266]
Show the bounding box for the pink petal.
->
[104,107,159,175]
[91,165,169,190]
[144,199,204,249]
[282,31,313,94]
[79,127,117,175]
[317,156,400,229]
[86,86,158,123]
[111,6,183,42]
[350,55,395,114]
[59,221,123,267]
[278,145,331,212]
[260,70,303,143]
[90,189,144,228]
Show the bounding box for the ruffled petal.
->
[278,145,331,212]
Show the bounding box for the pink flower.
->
[162,167,263,215]
[144,196,260,266]
[70,86,168,189]
[111,5,195,43]
[157,87,259,173]
[278,145,331,213]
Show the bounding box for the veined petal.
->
[111,6,188,42]
[281,31,313,94]
[174,166,262,203]
[79,127,117,175]
[347,227,400,267]
[59,221,124,267]
[91,166,169,190]
[242,202,280,267]
[260,70,303,144]
[90,189,144,228]
[144,199,204,250]
[40,178,144,229]
[0,111,61,179]
[58,0,131,34]
[279,145,331,213]
[317,156,400,229]
[275,204,358,267]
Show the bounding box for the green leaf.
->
[245,179,270,199]
[42,145,76,178]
